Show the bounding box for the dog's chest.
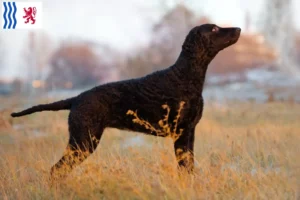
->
[181,96,204,123]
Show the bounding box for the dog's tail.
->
[11,97,75,118]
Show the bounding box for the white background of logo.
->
[1,2,43,29]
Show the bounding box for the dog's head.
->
[183,24,241,57]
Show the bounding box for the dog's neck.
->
[172,49,217,91]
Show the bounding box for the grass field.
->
[0,97,299,199]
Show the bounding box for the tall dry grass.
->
[0,97,299,199]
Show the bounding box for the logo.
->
[23,7,36,24]
[2,1,42,29]
[2,2,17,29]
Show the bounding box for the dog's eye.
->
[212,27,219,32]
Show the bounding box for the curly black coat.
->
[11,24,241,178]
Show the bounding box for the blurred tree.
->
[121,3,197,79]
[22,31,54,94]
[260,0,299,76]
[152,3,196,63]
[0,34,5,74]
[244,10,251,32]
[47,41,105,90]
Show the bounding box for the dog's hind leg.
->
[50,111,104,181]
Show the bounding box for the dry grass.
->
[126,101,185,141]
[0,97,299,200]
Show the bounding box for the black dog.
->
[11,24,241,178]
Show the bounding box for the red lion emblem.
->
[23,7,37,24]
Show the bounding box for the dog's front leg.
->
[174,128,195,173]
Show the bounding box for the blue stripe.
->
[12,2,17,28]
[3,2,7,29]
[7,2,12,29]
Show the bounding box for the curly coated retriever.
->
[11,24,241,179]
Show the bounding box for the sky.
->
[1,0,300,78]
